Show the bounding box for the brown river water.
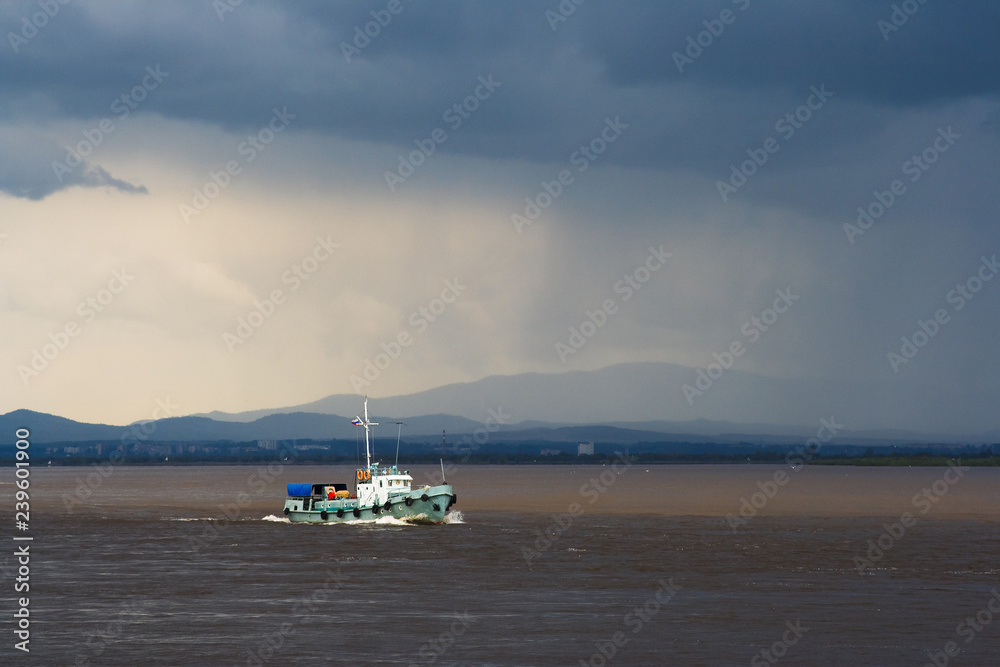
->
[2,463,999,665]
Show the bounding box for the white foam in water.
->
[258,513,462,525]
[311,516,412,526]
[374,515,414,526]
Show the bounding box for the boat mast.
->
[394,421,405,468]
[356,396,379,469]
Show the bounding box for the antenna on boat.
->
[393,421,405,468]
[440,458,446,484]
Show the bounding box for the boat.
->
[282,397,457,524]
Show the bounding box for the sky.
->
[1,0,998,434]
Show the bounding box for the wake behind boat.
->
[282,398,456,524]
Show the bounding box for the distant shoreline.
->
[810,456,1000,467]
[3,454,998,467]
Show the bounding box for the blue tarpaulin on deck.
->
[287,483,313,497]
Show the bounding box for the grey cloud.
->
[2,1,996,165]
[580,1,1000,101]
[0,131,147,199]
[74,163,148,196]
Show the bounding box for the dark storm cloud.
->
[0,0,997,201]
[581,1,1000,103]
[4,2,996,127]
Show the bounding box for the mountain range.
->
[195,362,998,442]
[3,363,997,446]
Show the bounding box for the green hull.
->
[284,484,455,524]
